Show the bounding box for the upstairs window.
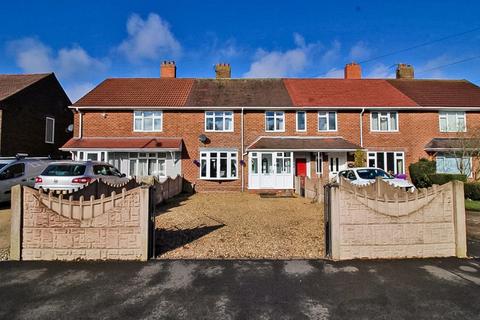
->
[371,111,398,132]
[134,111,162,132]
[45,117,55,144]
[318,111,337,131]
[265,111,285,132]
[205,111,233,132]
[296,111,306,132]
[439,111,466,132]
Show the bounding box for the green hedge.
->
[465,183,480,200]
[409,158,436,188]
[428,173,467,185]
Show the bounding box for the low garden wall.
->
[10,176,183,261]
[328,179,467,260]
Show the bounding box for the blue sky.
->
[1,0,479,102]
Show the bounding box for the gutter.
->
[76,108,83,139]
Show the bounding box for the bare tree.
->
[446,129,480,180]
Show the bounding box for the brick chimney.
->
[160,61,176,78]
[344,62,362,79]
[396,63,414,79]
[215,63,231,79]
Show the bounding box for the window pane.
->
[129,159,137,176]
[266,111,274,117]
[206,117,214,130]
[297,112,305,130]
[220,158,227,177]
[396,158,404,174]
[447,113,456,131]
[457,115,466,131]
[284,158,291,173]
[148,159,156,175]
[231,159,237,177]
[328,112,336,130]
[159,160,166,176]
[143,111,153,117]
[206,111,214,116]
[154,118,162,131]
[251,157,258,174]
[261,153,272,173]
[380,116,388,131]
[201,159,207,177]
[276,116,284,130]
[144,118,153,131]
[439,117,447,132]
[134,119,142,131]
[138,159,148,176]
[267,118,275,131]
[215,116,223,130]
[319,117,327,131]
[276,158,283,173]
[390,113,397,130]
[386,152,394,173]
[225,117,232,130]
[376,153,385,169]
[372,113,379,130]
[210,158,217,177]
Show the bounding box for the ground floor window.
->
[367,151,405,175]
[200,150,238,180]
[315,152,323,174]
[275,152,291,174]
[128,152,167,177]
[436,153,471,175]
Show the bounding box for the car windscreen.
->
[41,164,86,176]
[93,165,122,176]
[356,169,393,180]
[0,163,8,171]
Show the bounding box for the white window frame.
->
[205,111,234,132]
[296,111,307,132]
[367,151,405,175]
[133,111,163,132]
[45,117,55,144]
[265,111,285,132]
[128,152,167,178]
[200,150,238,180]
[370,111,399,132]
[315,152,323,174]
[436,153,472,177]
[439,111,466,132]
[318,111,337,132]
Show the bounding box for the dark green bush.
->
[409,158,436,188]
[465,183,480,200]
[428,173,467,185]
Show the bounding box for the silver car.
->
[34,161,128,191]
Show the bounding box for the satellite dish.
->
[66,124,74,133]
[198,134,208,143]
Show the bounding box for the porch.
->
[246,137,361,190]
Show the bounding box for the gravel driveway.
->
[155,193,324,259]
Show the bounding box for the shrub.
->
[428,173,467,185]
[465,183,480,200]
[409,158,436,188]
[354,149,365,167]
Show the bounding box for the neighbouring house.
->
[61,61,480,191]
[0,73,72,157]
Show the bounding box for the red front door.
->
[296,158,307,176]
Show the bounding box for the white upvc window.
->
[439,111,466,132]
[371,111,398,132]
[205,111,234,132]
[128,152,167,177]
[265,111,285,132]
[436,153,471,176]
[318,111,337,131]
[296,111,307,132]
[315,152,323,174]
[45,117,55,144]
[200,150,238,180]
[133,111,162,132]
[367,151,405,175]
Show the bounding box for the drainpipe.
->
[76,108,83,139]
[241,107,245,192]
[359,108,365,147]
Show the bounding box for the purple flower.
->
[193,159,200,167]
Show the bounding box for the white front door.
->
[328,152,348,179]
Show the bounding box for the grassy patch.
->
[465,199,480,212]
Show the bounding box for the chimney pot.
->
[215,63,231,79]
[344,62,362,79]
[160,61,176,78]
[396,63,414,79]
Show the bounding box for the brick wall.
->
[20,186,149,261]
[74,109,480,191]
[329,179,467,260]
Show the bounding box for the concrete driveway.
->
[0,258,479,319]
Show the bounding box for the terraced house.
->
[62,62,480,191]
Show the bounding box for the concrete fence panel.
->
[329,179,467,260]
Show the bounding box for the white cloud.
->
[65,82,96,103]
[322,68,343,78]
[7,38,106,80]
[118,13,181,62]
[320,40,341,66]
[349,41,371,61]
[365,63,395,78]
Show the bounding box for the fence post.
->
[329,185,341,260]
[10,185,23,261]
[139,186,150,261]
[452,180,467,258]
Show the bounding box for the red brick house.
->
[0,73,72,157]
[61,62,480,191]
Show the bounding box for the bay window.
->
[205,111,233,132]
[318,111,337,131]
[439,111,466,132]
[200,150,238,180]
[128,152,167,177]
[265,111,285,132]
[371,111,398,132]
[134,111,162,132]
[436,153,471,175]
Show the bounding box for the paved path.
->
[1,258,479,319]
